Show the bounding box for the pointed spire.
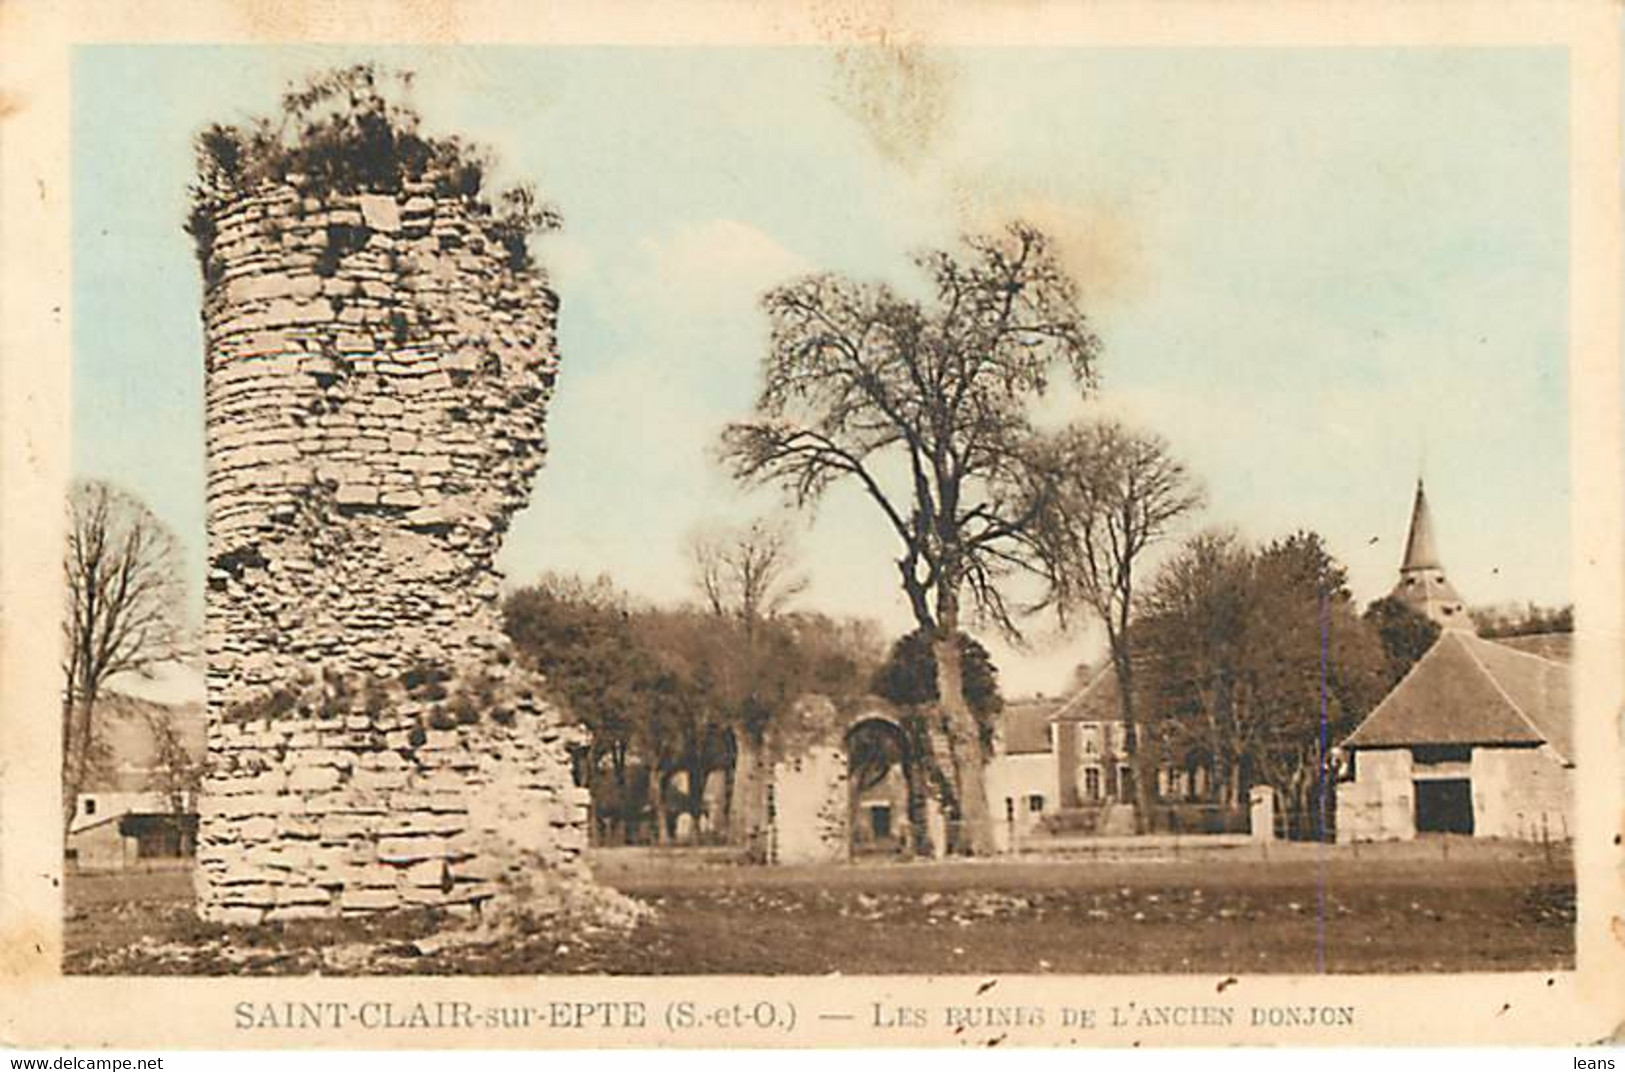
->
[1391,477,1471,631]
[1401,479,1442,571]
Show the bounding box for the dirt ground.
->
[62,838,1574,975]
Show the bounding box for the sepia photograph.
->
[2,0,1621,1050]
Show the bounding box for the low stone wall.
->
[1338,745,1575,843]
[195,689,588,924]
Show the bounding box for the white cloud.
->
[635,218,808,322]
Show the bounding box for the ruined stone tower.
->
[189,71,600,924]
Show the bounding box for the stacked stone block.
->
[198,689,589,924]
[767,747,850,866]
[202,179,555,695]
[195,172,588,922]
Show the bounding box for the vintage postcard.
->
[1,0,1621,1050]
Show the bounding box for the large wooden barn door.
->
[1414,778,1474,835]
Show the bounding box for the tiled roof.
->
[1342,632,1571,762]
[1050,664,1123,724]
[1400,480,1444,571]
[1469,634,1573,761]
[997,698,1058,754]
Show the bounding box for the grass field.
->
[63,839,1574,975]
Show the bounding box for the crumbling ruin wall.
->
[194,173,592,923]
[759,696,850,865]
[203,182,551,688]
[201,698,587,924]
[768,747,850,866]
[763,697,960,863]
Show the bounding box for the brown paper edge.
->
[0,0,1620,1049]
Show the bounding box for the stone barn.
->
[69,796,199,871]
[67,662,205,871]
[1336,631,1572,842]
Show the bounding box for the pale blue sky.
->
[73,45,1570,694]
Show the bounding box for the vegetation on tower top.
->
[185,63,559,275]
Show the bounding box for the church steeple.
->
[1401,480,1442,571]
[1392,479,1471,630]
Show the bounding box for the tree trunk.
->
[1116,655,1156,834]
[61,699,80,842]
[729,738,766,859]
[931,629,996,856]
[651,769,670,846]
[61,691,98,841]
[901,717,935,857]
[688,763,708,839]
[611,752,630,846]
[722,755,736,834]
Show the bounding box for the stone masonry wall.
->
[199,694,589,924]
[761,696,850,865]
[768,748,850,866]
[195,172,589,923]
[1336,748,1415,843]
[1470,745,1572,841]
[202,179,554,694]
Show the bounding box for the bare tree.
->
[61,480,185,838]
[689,518,808,628]
[687,518,807,852]
[722,222,1100,854]
[1051,420,1201,830]
[140,705,202,855]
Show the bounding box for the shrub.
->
[224,686,300,724]
[399,659,451,697]
[220,659,539,736]
[186,63,559,279]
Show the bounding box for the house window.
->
[1084,768,1101,801]
[1027,794,1045,814]
[1005,797,1016,821]
[82,798,96,816]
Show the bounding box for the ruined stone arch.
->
[762,695,946,864]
